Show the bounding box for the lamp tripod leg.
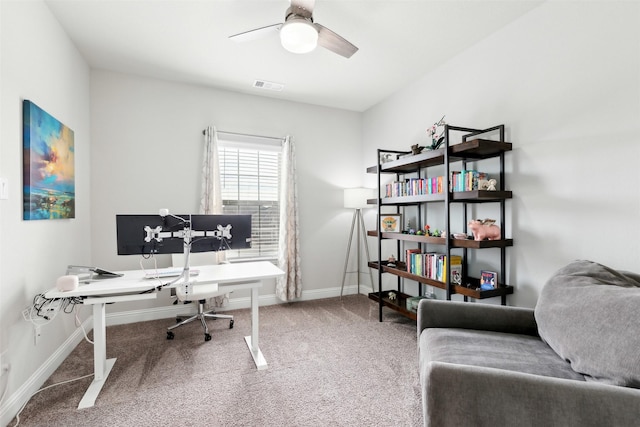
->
[358,211,375,293]
[340,210,358,298]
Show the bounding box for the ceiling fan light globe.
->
[280,18,318,54]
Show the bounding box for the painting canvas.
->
[23,100,75,220]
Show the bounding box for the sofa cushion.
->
[421,328,585,381]
[535,260,640,387]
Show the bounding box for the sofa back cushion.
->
[535,260,640,388]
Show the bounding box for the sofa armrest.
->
[421,362,640,427]
[417,299,538,336]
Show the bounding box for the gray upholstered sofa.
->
[417,260,640,426]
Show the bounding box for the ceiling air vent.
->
[253,80,284,91]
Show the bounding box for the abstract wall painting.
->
[23,100,75,220]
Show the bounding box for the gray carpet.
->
[15,295,422,426]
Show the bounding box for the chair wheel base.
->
[167,331,174,340]
[230,319,234,329]
[205,333,212,341]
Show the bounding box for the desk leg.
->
[244,283,267,370]
[78,303,116,409]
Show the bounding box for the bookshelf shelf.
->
[367,290,418,321]
[369,124,514,321]
[368,261,514,299]
[367,230,513,249]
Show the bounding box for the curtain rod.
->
[202,129,285,142]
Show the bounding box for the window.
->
[218,135,281,260]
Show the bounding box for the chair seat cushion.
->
[535,260,640,387]
[420,328,585,381]
[176,282,220,302]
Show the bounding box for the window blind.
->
[218,136,282,260]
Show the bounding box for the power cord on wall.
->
[74,304,93,345]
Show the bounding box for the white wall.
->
[362,1,640,308]
[0,0,91,419]
[89,70,363,312]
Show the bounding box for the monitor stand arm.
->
[144,215,233,298]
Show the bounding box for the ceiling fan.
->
[229,0,358,58]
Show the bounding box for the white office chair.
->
[166,253,233,342]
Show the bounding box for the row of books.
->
[385,177,444,197]
[450,170,488,193]
[405,249,462,284]
[384,170,489,198]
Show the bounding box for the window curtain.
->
[276,136,302,301]
[200,126,229,306]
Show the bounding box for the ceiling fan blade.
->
[290,0,316,16]
[229,23,282,43]
[315,24,358,58]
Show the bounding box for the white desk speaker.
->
[56,275,79,291]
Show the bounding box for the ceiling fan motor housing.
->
[280,7,318,54]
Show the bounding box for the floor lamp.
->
[341,188,375,297]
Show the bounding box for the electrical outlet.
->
[22,305,32,322]
[34,326,42,345]
[0,350,9,378]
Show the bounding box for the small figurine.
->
[388,254,397,268]
[405,219,415,234]
[380,153,394,163]
[411,144,424,155]
[431,229,446,238]
[479,178,498,191]
[388,291,397,301]
[468,219,501,241]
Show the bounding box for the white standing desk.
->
[44,261,284,409]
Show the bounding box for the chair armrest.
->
[417,299,538,336]
[422,362,640,427]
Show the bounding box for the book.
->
[415,253,423,276]
[406,248,421,273]
[480,270,498,290]
[449,170,490,192]
[449,255,463,285]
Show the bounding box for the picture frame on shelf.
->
[380,214,402,233]
[480,270,498,290]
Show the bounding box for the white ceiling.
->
[45,0,543,112]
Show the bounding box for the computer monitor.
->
[116,214,252,256]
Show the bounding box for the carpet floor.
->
[14,294,422,426]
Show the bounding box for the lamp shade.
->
[344,188,375,209]
[280,18,318,54]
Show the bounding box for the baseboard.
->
[0,284,369,425]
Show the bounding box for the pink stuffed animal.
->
[467,219,501,241]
